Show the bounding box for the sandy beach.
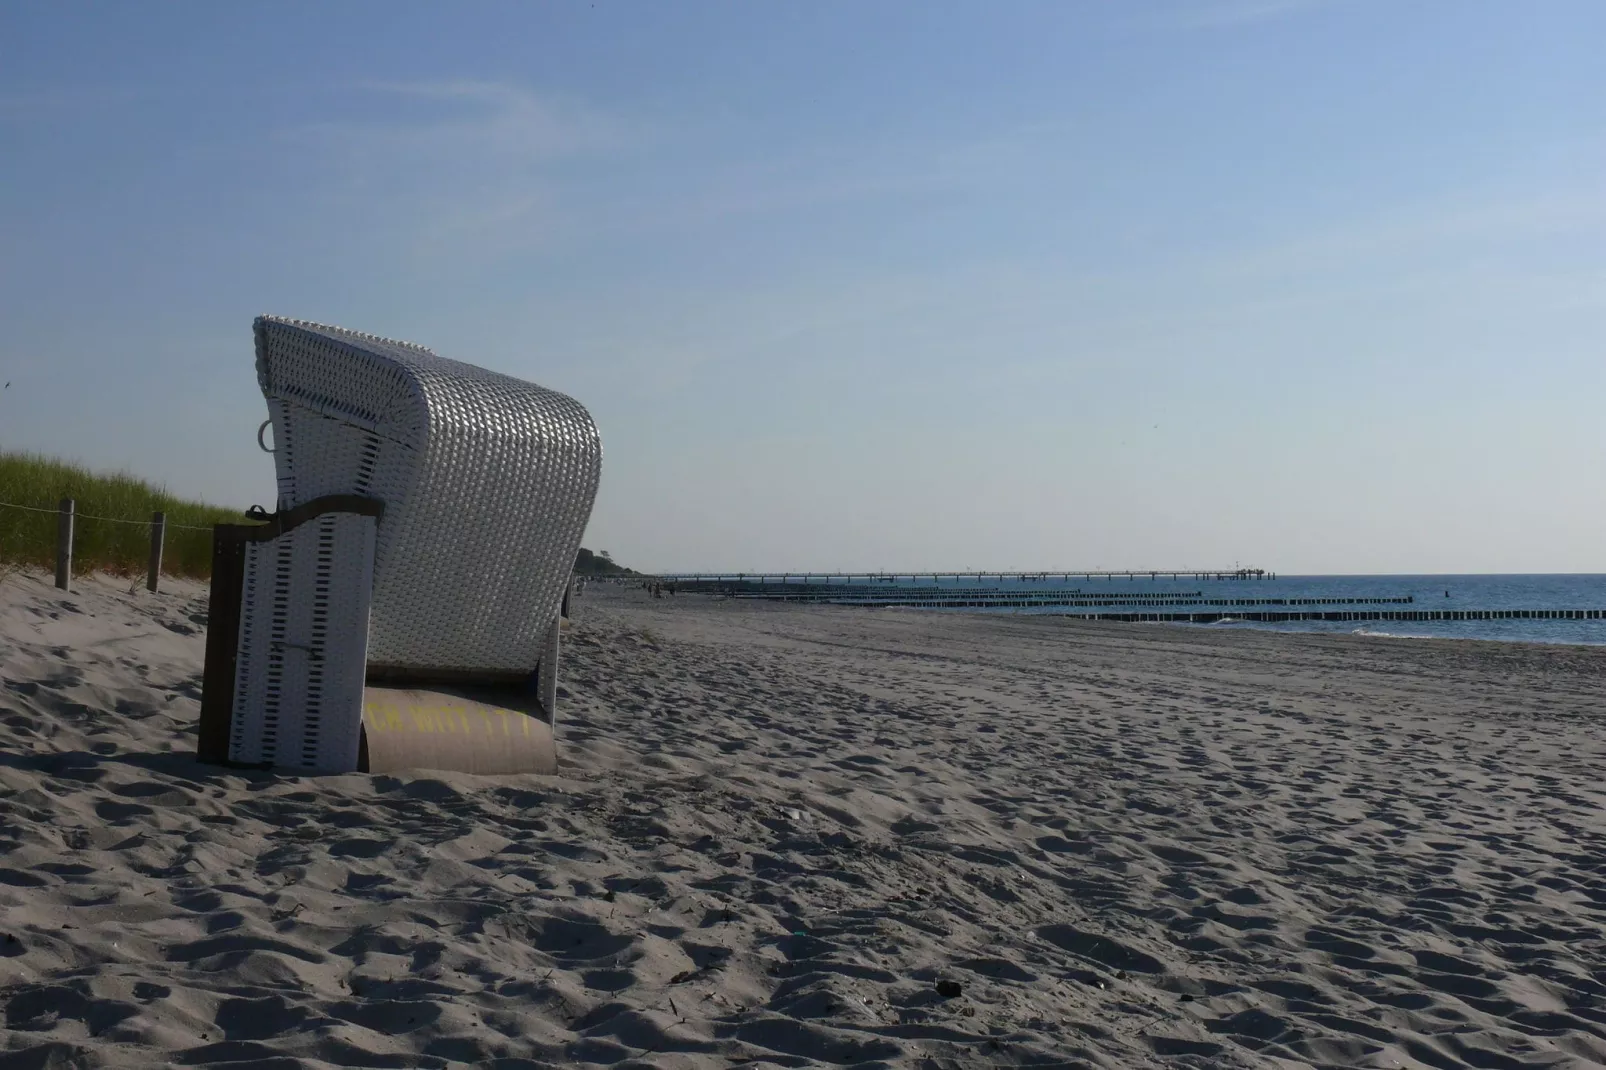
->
[2,572,1605,1069]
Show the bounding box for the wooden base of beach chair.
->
[357,686,556,776]
[198,495,384,774]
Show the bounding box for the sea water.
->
[820,574,1606,646]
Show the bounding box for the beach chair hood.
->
[253,316,602,680]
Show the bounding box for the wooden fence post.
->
[147,511,166,593]
[55,498,74,591]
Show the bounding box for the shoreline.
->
[683,589,1606,653]
[622,570,1606,650]
[688,600,1606,651]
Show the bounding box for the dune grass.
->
[0,452,246,580]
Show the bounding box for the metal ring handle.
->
[257,419,276,453]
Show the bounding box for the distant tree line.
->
[575,547,635,575]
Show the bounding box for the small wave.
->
[1354,628,1482,642]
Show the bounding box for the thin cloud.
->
[353,80,636,157]
[287,79,638,160]
[1138,0,1339,30]
[264,81,643,263]
[1203,185,1606,282]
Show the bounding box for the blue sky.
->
[2,0,1603,573]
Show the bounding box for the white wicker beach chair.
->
[199,317,602,774]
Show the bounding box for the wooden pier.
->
[664,568,1274,584]
[731,593,1417,609]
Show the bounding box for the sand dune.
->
[2,572,1605,1068]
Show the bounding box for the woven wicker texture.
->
[229,513,377,772]
[253,317,602,676]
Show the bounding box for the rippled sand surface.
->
[3,573,1605,1068]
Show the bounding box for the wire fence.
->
[0,500,215,530]
[0,497,244,583]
